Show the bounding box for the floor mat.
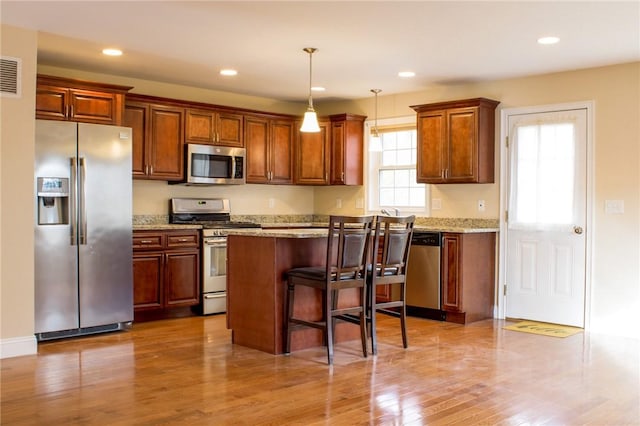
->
[504,321,583,338]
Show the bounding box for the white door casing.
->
[498,103,593,328]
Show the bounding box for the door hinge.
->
[504,285,507,296]
[504,210,508,222]
[505,136,509,149]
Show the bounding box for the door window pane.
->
[511,122,575,226]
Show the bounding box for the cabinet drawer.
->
[133,233,164,250]
[167,232,199,248]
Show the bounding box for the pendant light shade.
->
[300,47,320,133]
[369,89,382,152]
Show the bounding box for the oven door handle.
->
[204,293,226,300]
[204,239,227,247]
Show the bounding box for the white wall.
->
[0,25,38,357]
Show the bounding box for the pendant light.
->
[369,89,382,152]
[300,47,321,133]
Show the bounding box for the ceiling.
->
[2,1,639,103]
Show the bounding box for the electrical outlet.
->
[355,198,364,209]
[268,198,275,208]
[431,198,442,210]
[478,199,485,212]
[336,198,342,209]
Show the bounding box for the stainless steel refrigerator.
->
[34,119,133,341]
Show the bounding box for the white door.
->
[505,108,587,327]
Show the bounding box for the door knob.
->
[573,226,583,235]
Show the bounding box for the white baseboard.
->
[1,335,37,359]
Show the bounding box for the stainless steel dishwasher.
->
[406,231,445,321]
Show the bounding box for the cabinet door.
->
[35,85,69,121]
[148,105,184,180]
[165,251,200,307]
[329,115,364,185]
[124,102,149,178]
[245,116,270,183]
[69,89,119,125]
[133,252,164,310]
[447,107,478,182]
[185,108,215,144]
[295,120,329,185]
[330,121,346,184]
[441,233,462,312]
[270,120,294,184]
[216,111,244,147]
[417,111,447,183]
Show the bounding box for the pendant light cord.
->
[304,48,317,110]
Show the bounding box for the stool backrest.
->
[372,215,415,279]
[326,215,374,283]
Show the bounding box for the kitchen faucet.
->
[380,208,399,216]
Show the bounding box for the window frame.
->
[365,116,429,216]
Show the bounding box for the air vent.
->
[1,56,22,98]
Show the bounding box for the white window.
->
[366,117,428,215]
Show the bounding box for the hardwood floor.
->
[2,315,639,425]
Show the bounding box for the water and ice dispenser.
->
[37,177,69,225]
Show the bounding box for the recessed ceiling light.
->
[102,48,122,56]
[398,71,415,78]
[311,86,325,92]
[220,69,238,76]
[538,36,560,45]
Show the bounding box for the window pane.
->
[409,188,425,207]
[396,131,412,149]
[395,188,409,205]
[380,170,395,187]
[368,124,426,211]
[397,149,412,165]
[382,150,396,166]
[380,189,394,205]
[395,169,410,186]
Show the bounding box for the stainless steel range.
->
[169,198,260,315]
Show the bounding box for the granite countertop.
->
[133,224,202,231]
[132,215,499,234]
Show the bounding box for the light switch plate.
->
[605,200,624,214]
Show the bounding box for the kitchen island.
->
[225,220,499,355]
[225,229,362,355]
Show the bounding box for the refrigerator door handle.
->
[70,157,78,245]
[78,157,87,245]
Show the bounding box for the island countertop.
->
[226,226,497,237]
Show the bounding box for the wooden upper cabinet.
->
[245,114,294,184]
[185,108,244,147]
[329,114,366,185]
[294,119,330,185]
[124,98,184,181]
[35,75,131,125]
[411,98,499,184]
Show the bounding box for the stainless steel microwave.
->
[179,144,246,185]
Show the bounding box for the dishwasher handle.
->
[411,232,441,246]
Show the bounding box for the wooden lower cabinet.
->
[133,230,200,321]
[441,232,496,324]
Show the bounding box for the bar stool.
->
[368,215,415,354]
[284,215,374,365]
